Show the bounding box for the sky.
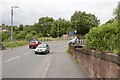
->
[0,0,120,26]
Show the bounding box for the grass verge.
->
[3,41,29,48]
[38,37,61,41]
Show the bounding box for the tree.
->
[50,18,72,37]
[37,17,54,37]
[19,24,24,31]
[71,11,100,35]
[2,32,10,41]
[26,34,33,41]
[30,30,37,35]
[50,24,57,38]
[16,31,26,40]
[85,1,120,54]
[114,1,120,53]
[23,25,33,34]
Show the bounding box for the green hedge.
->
[85,21,119,54]
[38,37,60,41]
[3,41,29,48]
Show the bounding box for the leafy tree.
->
[2,32,10,41]
[85,21,119,53]
[30,30,37,35]
[16,31,26,40]
[71,11,100,35]
[37,17,54,37]
[19,24,24,31]
[50,18,72,37]
[23,25,33,34]
[26,34,33,41]
[50,22,57,38]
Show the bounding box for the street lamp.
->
[11,6,19,50]
[57,23,59,38]
[75,30,77,36]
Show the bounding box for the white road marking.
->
[42,55,53,78]
[5,56,20,62]
[24,52,31,55]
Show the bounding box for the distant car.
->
[69,36,78,44]
[69,36,83,47]
[34,44,50,54]
[29,41,41,49]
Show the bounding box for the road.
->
[2,40,90,78]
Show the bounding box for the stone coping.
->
[71,46,119,64]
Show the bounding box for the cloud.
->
[1,0,120,25]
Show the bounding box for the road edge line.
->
[42,54,53,78]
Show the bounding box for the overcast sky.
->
[0,0,120,26]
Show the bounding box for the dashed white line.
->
[5,56,20,62]
[24,52,31,55]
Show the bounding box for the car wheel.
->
[48,51,50,53]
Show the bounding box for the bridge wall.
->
[69,44,120,78]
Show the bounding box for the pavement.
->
[2,40,90,78]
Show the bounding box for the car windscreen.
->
[30,41,38,44]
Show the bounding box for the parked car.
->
[34,44,50,54]
[29,41,41,49]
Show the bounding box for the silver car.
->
[34,44,50,54]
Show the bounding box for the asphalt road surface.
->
[2,40,90,78]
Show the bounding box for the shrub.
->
[3,41,29,48]
[85,21,119,54]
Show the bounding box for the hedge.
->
[85,21,119,54]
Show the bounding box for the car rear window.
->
[30,41,38,44]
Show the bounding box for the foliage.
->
[50,18,72,38]
[19,24,24,31]
[114,1,120,22]
[26,34,33,40]
[3,41,29,48]
[37,17,54,37]
[71,11,100,35]
[2,32,10,41]
[38,37,60,41]
[30,30,37,35]
[16,31,26,40]
[85,21,119,54]
[50,23,57,38]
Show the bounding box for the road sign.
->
[70,31,74,35]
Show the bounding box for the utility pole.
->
[11,6,19,50]
[57,23,59,38]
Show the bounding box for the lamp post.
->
[11,6,19,50]
[75,30,77,36]
[57,23,59,38]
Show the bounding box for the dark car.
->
[29,41,41,49]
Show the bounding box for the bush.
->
[85,21,119,54]
[3,41,29,48]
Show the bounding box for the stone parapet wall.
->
[69,44,120,78]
